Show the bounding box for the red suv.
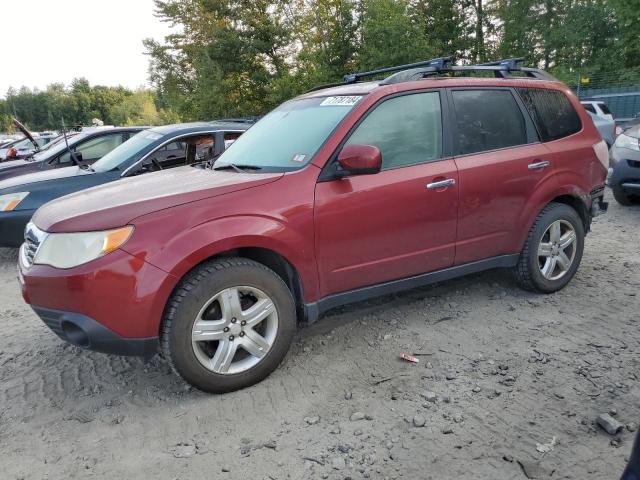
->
[18,58,609,392]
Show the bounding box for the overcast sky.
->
[1,0,173,97]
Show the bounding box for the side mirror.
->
[337,144,382,176]
[73,151,84,164]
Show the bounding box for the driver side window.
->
[345,92,443,169]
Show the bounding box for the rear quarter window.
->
[518,88,582,142]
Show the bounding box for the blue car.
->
[0,121,252,247]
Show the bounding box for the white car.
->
[581,101,614,122]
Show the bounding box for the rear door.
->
[450,88,557,265]
[314,90,459,296]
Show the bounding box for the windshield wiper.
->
[213,163,262,173]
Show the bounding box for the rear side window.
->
[598,103,612,115]
[345,92,442,169]
[452,89,527,155]
[582,103,596,114]
[518,88,582,142]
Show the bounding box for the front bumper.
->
[607,153,640,193]
[32,306,158,357]
[19,247,179,346]
[0,209,35,247]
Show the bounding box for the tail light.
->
[6,147,17,159]
[593,140,609,169]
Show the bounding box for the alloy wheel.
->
[191,286,278,374]
[537,220,577,281]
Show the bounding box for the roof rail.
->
[381,57,556,84]
[477,57,525,70]
[307,57,557,93]
[343,57,452,84]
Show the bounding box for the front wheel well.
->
[213,247,306,321]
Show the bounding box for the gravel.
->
[0,191,638,479]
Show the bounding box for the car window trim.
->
[121,129,246,177]
[448,86,539,158]
[318,88,453,182]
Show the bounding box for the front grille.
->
[21,222,47,268]
[628,160,640,169]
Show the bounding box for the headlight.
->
[614,133,640,151]
[34,226,134,269]
[0,192,29,212]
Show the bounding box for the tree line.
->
[3,0,640,131]
[0,79,179,132]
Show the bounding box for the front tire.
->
[514,203,585,293]
[613,187,640,206]
[161,257,296,393]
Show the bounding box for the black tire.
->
[613,187,640,206]
[161,257,296,393]
[513,202,585,293]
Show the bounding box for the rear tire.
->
[161,257,296,393]
[513,203,584,293]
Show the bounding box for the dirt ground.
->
[0,191,638,480]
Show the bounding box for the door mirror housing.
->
[336,144,382,176]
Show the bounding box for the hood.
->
[0,158,31,171]
[33,166,284,232]
[12,118,39,151]
[623,124,640,139]
[0,166,88,192]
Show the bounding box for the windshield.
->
[31,133,87,162]
[92,130,162,172]
[216,95,363,170]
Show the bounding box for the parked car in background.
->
[608,123,640,205]
[0,134,58,161]
[588,111,616,147]
[0,127,143,182]
[17,58,608,393]
[0,120,58,161]
[0,121,251,247]
[581,100,614,122]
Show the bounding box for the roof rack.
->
[308,57,556,92]
[381,56,556,84]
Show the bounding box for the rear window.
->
[598,102,612,115]
[582,103,596,114]
[452,89,527,155]
[518,88,582,142]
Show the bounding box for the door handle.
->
[426,178,456,190]
[528,160,550,170]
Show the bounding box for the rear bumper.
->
[32,306,158,357]
[0,209,34,247]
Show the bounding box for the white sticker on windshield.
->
[320,96,362,107]
[292,153,307,162]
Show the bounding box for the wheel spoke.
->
[549,221,562,243]
[210,338,238,373]
[538,242,553,257]
[556,251,572,270]
[559,230,576,250]
[219,288,243,321]
[541,257,557,278]
[192,320,227,342]
[241,329,270,358]
[242,297,276,328]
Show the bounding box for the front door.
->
[314,91,459,297]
